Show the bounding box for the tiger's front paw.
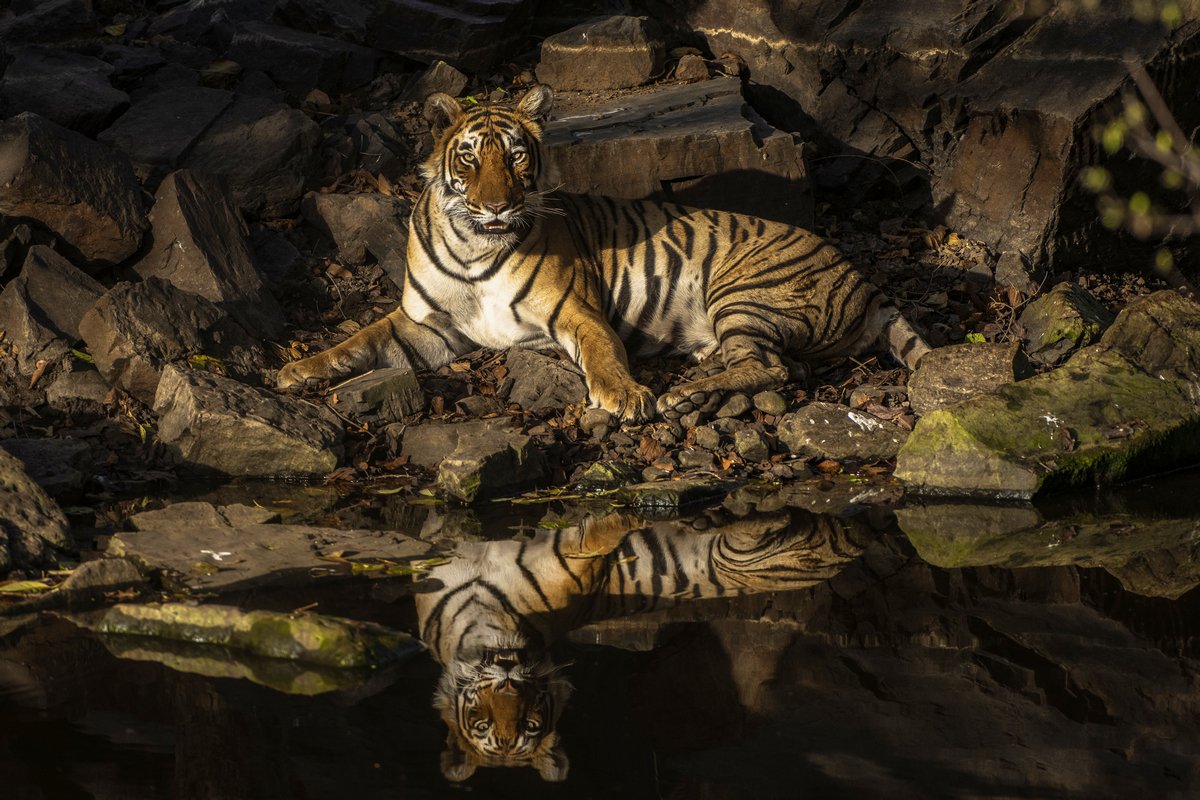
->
[590,381,655,424]
[656,384,724,422]
[278,357,328,389]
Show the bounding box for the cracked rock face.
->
[0,447,71,578]
[542,77,812,228]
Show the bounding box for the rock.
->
[182,94,322,218]
[331,368,423,421]
[777,402,909,461]
[714,392,753,419]
[112,500,428,593]
[693,425,721,450]
[148,0,275,40]
[226,21,380,98]
[252,228,304,282]
[575,460,641,492]
[436,430,547,503]
[0,113,146,267]
[1019,282,1115,366]
[399,60,468,102]
[504,348,587,414]
[318,112,412,186]
[0,245,104,373]
[300,191,409,271]
[848,384,909,410]
[579,408,614,436]
[79,278,262,405]
[59,557,145,595]
[98,87,234,185]
[537,16,665,91]
[454,394,499,417]
[674,53,710,82]
[640,465,671,482]
[678,448,715,469]
[94,603,416,669]
[45,366,112,413]
[401,417,518,467]
[135,170,285,338]
[277,0,535,73]
[153,365,345,478]
[0,0,95,44]
[0,447,71,577]
[617,477,729,514]
[680,410,702,429]
[675,0,1199,272]
[734,429,770,462]
[544,78,812,228]
[995,250,1040,294]
[907,342,1028,416]
[897,502,1200,599]
[895,290,1200,499]
[0,221,36,282]
[0,46,129,135]
[0,438,91,499]
[752,390,787,416]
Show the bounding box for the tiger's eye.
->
[473,719,490,733]
[510,151,527,165]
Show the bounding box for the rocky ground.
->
[0,1,1198,587]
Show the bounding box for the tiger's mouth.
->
[476,220,515,235]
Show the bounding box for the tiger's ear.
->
[424,92,463,137]
[440,732,479,783]
[516,85,553,123]
[532,735,569,782]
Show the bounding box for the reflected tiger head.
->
[433,645,572,783]
[421,86,555,243]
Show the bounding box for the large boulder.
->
[153,365,345,478]
[670,1,1200,272]
[136,170,285,339]
[300,191,409,273]
[0,447,71,578]
[1019,281,1115,366]
[400,418,546,502]
[0,113,146,267]
[895,290,1200,499]
[0,245,104,373]
[275,0,536,73]
[225,21,381,98]
[0,46,128,135]
[79,278,262,405]
[907,341,1028,416]
[543,77,812,228]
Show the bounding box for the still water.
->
[2,472,1199,799]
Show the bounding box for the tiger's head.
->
[421,86,554,244]
[433,645,572,783]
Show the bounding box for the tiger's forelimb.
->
[277,308,472,388]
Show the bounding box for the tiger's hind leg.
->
[656,323,790,421]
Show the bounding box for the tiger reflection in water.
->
[413,507,869,782]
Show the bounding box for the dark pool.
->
[3,471,1200,799]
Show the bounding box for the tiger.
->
[413,507,868,782]
[277,85,929,422]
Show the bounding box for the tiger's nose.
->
[483,201,508,215]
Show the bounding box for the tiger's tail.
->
[877,305,930,370]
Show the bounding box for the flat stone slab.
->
[543,78,812,228]
[537,15,665,91]
[331,368,423,421]
[896,290,1200,499]
[777,402,910,461]
[153,366,344,478]
[110,501,430,591]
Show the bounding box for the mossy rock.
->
[93,603,418,669]
[898,504,1200,598]
[896,291,1200,498]
[1019,281,1114,365]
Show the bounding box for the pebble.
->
[580,407,614,435]
[710,418,746,434]
[655,427,678,446]
[678,448,715,469]
[680,410,702,429]
[734,429,770,462]
[715,393,752,418]
[693,425,721,450]
[753,390,788,416]
[610,431,635,448]
[675,53,710,82]
[642,465,672,482]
